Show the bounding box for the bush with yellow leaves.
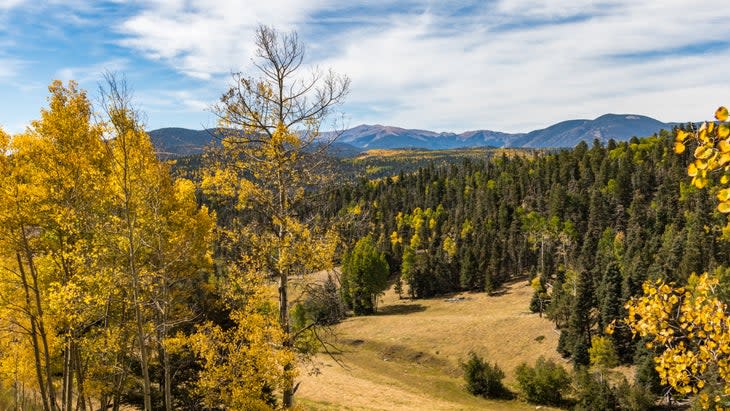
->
[622,107,730,410]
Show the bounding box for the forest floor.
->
[295,275,567,410]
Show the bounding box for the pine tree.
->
[341,235,390,315]
[570,270,594,368]
[599,262,632,362]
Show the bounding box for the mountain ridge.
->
[148,113,675,156]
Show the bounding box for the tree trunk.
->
[74,343,87,411]
[162,341,172,411]
[279,271,293,408]
[276,166,295,409]
[159,275,172,411]
[121,139,153,411]
[131,283,152,411]
[25,249,59,411]
[16,251,51,411]
[540,237,545,277]
[62,338,73,411]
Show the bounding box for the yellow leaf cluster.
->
[190,271,294,409]
[0,80,217,407]
[625,273,730,405]
[676,106,730,213]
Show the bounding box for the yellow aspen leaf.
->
[709,122,715,133]
[718,189,730,202]
[719,201,730,213]
[708,157,720,169]
[695,145,713,160]
[720,125,730,138]
[716,106,729,122]
[688,163,699,177]
[674,142,686,154]
[696,159,709,170]
[720,140,730,153]
[694,177,708,189]
[676,129,689,142]
[720,154,730,167]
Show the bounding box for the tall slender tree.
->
[202,25,349,408]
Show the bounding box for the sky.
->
[1,0,729,134]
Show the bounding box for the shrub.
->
[461,352,508,399]
[306,275,346,325]
[557,329,573,358]
[633,341,662,396]
[589,335,619,369]
[614,378,656,411]
[573,369,618,411]
[515,356,570,405]
[576,370,657,411]
[291,275,346,355]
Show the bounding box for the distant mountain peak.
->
[148,113,673,156]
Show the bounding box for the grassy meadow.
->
[295,276,566,410]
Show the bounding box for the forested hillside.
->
[3,76,725,409]
[325,128,730,369]
[2,81,728,411]
[7,0,730,407]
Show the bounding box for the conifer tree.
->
[599,262,632,362]
[570,270,594,367]
[341,235,389,315]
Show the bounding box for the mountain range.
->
[148,113,675,156]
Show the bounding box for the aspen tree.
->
[623,107,730,409]
[201,25,348,408]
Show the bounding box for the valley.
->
[1,5,727,409]
[297,277,563,410]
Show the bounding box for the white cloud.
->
[0,0,26,10]
[115,1,730,131]
[55,58,129,84]
[138,88,213,112]
[117,0,334,79]
[0,58,24,80]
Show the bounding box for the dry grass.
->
[296,277,567,410]
[353,147,538,161]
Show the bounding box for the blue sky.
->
[1,0,729,134]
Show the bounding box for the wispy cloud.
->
[0,0,26,11]
[0,58,24,80]
[55,58,130,84]
[328,2,730,131]
[117,0,334,79]
[2,0,730,133]
[111,1,730,131]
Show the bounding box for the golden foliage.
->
[622,107,730,409]
[190,271,293,410]
[675,106,730,214]
[0,80,216,409]
[624,274,730,407]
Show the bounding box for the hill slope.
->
[513,114,672,147]
[296,278,564,410]
[149,113,673,155]
[148,127,218,157]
